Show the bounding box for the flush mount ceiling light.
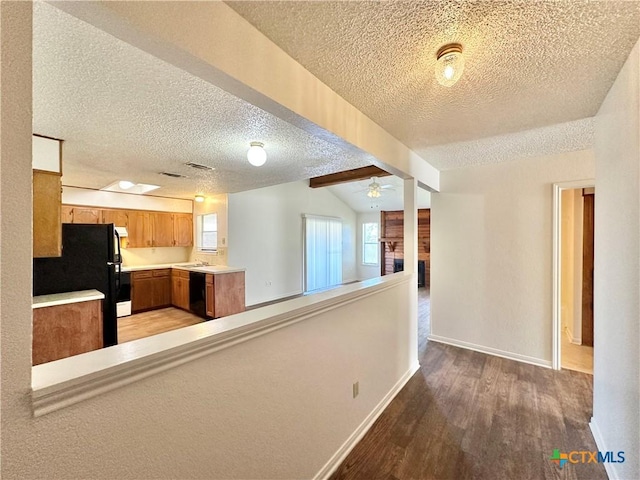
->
[101,181,160,195]
[247,141,267,167]
[118,180,135,190]
[194,195,205,203]
[435,43,464,87]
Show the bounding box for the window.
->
[198,213,218,251]
[304,215,342,293]
[362,222,379,265]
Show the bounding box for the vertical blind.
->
[304,214,342,292]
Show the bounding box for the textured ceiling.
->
[33,3,373,200]
[228,0,640,166]
[327,175,430,214]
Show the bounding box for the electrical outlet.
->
[353,381,359,398]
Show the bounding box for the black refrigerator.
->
[33,223,121,347]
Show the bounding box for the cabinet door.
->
[101,209,129,227]
[171,275,182,308]
[72,207,101,224]
[152,270,171,308]
[128,211,152,248]
[33,171,62,258]
[206,274,214,318]
[132,274,155,312]
[152,212,174,247]
[180,278,191,310]
[173,213,193,247]
[61,205,74,224]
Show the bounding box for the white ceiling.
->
[33,2,374,200]
[327,176,431,214]
[228,1,640,168]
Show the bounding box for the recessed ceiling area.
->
[327,176,431,213]
[228,1,640,167]
[33,2,375,200]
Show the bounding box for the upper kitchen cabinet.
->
[101,209,129,228]
[127,210,152,248]
[33,135,62,258]
[70,207,101,224]
[152,212,174,247]
[173,213,193,247]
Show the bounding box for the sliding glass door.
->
[303,214,342,293]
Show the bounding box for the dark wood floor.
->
[331,288,606,480]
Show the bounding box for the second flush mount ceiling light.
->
[435,43,464,87]
[247,142,267,167]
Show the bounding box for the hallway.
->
[331,290,605,480]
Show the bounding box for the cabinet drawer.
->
[153,269,170,277]
[132,270,153,279]
[171,269,190,278]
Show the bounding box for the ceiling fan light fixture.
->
[435,43,464,87]
[247,141,267,167]
[367,189,381,198]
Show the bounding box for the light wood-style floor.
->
[561,332,594,375]
[331,288,605,480]
[118,308,203,343]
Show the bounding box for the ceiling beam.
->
[309,166,391,189]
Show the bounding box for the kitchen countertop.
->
[121,263,245,274]
[33,289,105,309]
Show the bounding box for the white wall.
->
[228,181,357,306]
[592,39,640,480]
[191,193,228,266]
[430,149,595,365]
[357,212,382,280]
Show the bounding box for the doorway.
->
[552,181,595,373]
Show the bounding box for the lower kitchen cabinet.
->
[171,269,190,311]
[207,272,246,319]
[32,299,103,365]
[132,269,172,313]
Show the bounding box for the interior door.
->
[582,192,595,347]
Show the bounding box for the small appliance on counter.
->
[33,223,122,347]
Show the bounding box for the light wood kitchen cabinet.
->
[71,207,101,224]
[152,269,171,307]
[206,274,214,317]
[131,271,154,312]
[61,205,74,223]
[173,213,193,247]
[208,272,245,319]
[171,269,190,311]
[33,170,62,258]
[132,269,172,313]
[127,211,152,248]
[32,299,102,365]
[101,209,129,228]
[151,212,174,247]
[59,205,193,249]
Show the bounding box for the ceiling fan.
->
[355,177,395,198]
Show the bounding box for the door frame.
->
[552,179,595,370]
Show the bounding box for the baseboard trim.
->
[313,363,420,480]
[427,335,552,369]
[590,417,620,480]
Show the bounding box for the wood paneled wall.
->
[380,209,430,285]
